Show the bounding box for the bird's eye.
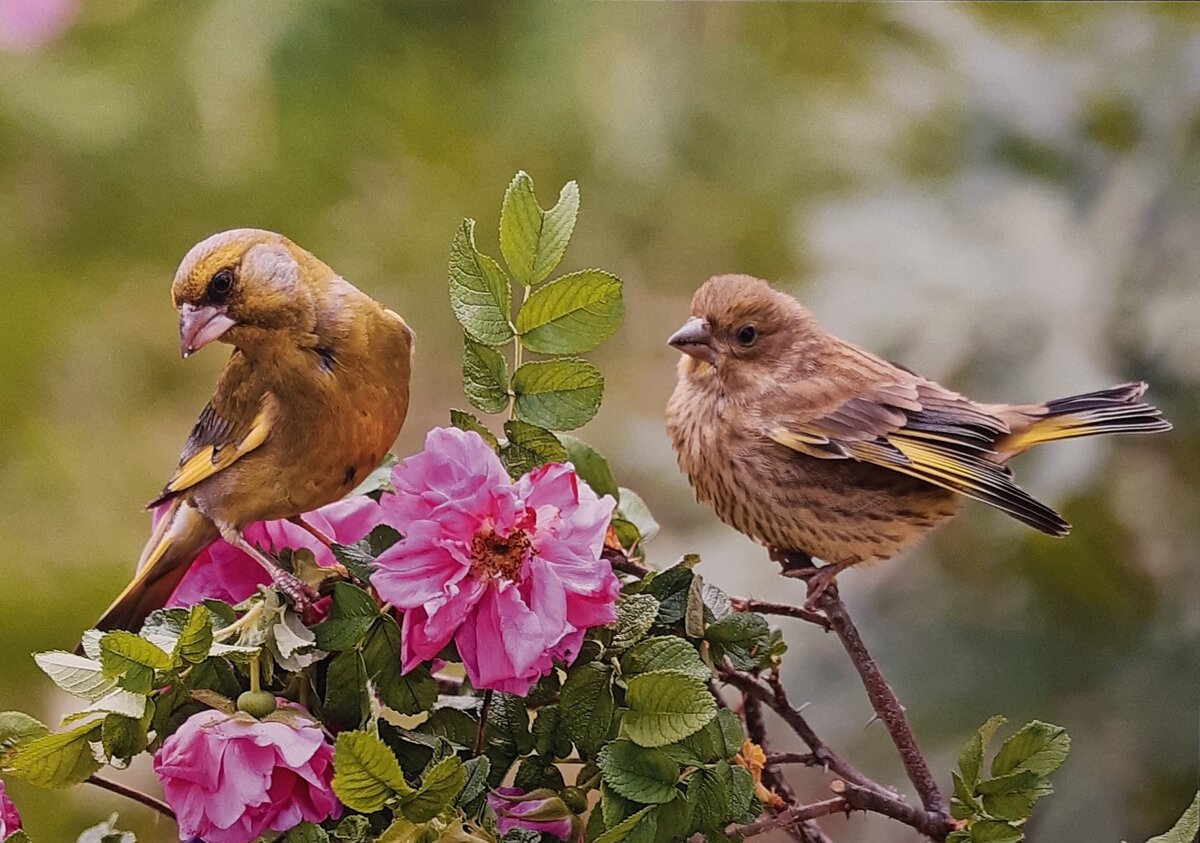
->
[736,325,757,346]
[208,269,234,300]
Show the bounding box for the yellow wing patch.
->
[163,406,272,496]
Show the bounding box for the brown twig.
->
[766,751,822,766]
[474,688,493,755]
[730,597,831,631]
[718,667,880,794]
[830,780,955,840]
[86,774,175,820]
[739,691,820,843]
[815,587,946,816]
[733,798,848,838]
[607,554,651,578]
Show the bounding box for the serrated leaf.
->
[595,805,656,843]
[699,583,732,621]
[624,671,717,747]
[598,740,680,804]
[401,755,466,822]
[450,409,500,450]
[685,768,728,834]
[449,219,513,346]
[0,711,48,753]
[515,270,623,355]
[463,338,510,414]
[34,652,117,702]
[968,820,1023,843]
[502,419,569,477]
[532,705,572,759]
[332,730,414,813]
[500,173,579,287]
[683,574,706,638]
[621,636,710,681]
[457,755,491,807]
[173,605,213,665]
[363,617,437,716]
[990,720,1069,778]
[1142,792,1200,843]
[101,712,149,762]
[950,770,983,820]
[559,435,619,500]
[719,760,757,822]
[5,721,102,787]
[612,594,660,650]
[283,823,331,843]
[98,632,171,695]
[512,359,604,431]
[324,649,369,730]
[651,795,691,843]
[959,715,1006,787]
[617,488,659,544]
[647,567,694,625]
[562,663,615,757]
[486,692,536,756]
[314,583,380,651]
[514,755,566,791]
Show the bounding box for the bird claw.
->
[795,565,841,610]
[268,565,319,610]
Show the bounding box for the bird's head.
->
[172,228,325,358]
[668,274,816,380]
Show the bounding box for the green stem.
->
[508,284,529,420]
[249,652,262,694]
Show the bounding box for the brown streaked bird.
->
[92,229,413,635]
[666,274,1171,598]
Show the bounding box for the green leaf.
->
[598,739,680,804]
[457,755,491,808]
[448,218,513,346]
[621,636,710,681]
[968,820,1023,843]
[719,760,758,822]
[283,823,331,843]
[502,420,569,477]
[4,721,102,787]
[450,409,500,450]
[331,814,373,842]
[463,338,510,414]
[486,692,536,756]
[611,594,661,650]
[950,770,983,821]
[705,710,746,762]
[616,489,659,544]
[324,649,369,730]
[624,671,717,748]
[98,631,171,695]
[0,711,48,752]
[514,755,565,791]
[990,720,1069,778]
[532,705,573,759]
[332,730,414,813]
[33,651,116,702]
[561,663,615,757]
[977,769,1042,821]
[1141,792,1200,843]
[559,435,619,500]
[363,617,438,716]
[686,768,729,833]
[651,795,691,843]
[314,583,380,651]
[401,754,466,822]
[959,715,1006,787]
[331,524,402,582]
[515,270,623,355]
[101,712,150,762]
[647,567,694,625]
[173,605,213,665]
[512,359,604,431]
[683,574,706,639]
[500,172,579,287]
[594,805,656,843]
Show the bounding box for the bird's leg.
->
[796,561,856,610]
[287,515,335,550]
[220,526,318,609]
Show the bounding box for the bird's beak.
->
[668,316,717,365]
[179,303,236,358]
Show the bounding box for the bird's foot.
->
[267,564,320,611]
[788,563,844,611]
[768,546,815,576]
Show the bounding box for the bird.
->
[665,274,1171,600]
[91,229,413,635]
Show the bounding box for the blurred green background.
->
[0,2,1197,841]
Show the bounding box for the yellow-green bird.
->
[93,229,413,634]
[666,274,1171,598]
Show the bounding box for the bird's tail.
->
[80,499,218,652]
[995,381,1172,457]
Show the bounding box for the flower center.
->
[470,528,530,581]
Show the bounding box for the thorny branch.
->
[86,774,176,820]
[715,554,954,841]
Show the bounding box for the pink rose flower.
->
[167,495,383,607]
[153,706,339,843]
[487,787,576,840]
[0,0,77,52]
[0,779,20,838]
[372,427,619,695]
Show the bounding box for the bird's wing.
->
[148,364,278,508]
[767,380,1069,535]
